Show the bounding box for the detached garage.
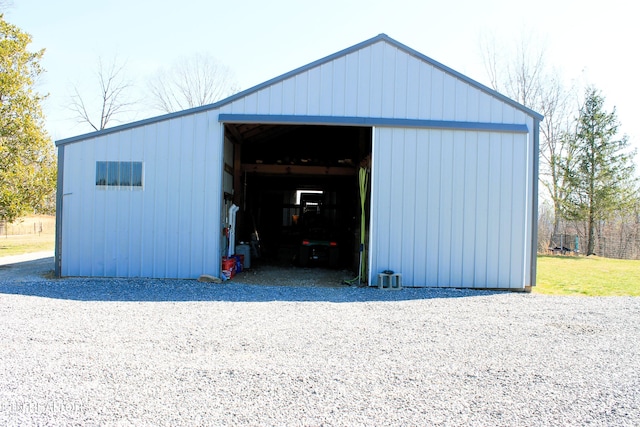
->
[54,34,542,290]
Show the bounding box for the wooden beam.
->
[225,124,244,144]
[241,164,356,176]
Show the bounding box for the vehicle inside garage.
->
[224,124,372,272]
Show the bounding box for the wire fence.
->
[538,212,640,260]
[0,217,56,237]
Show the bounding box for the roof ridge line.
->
[56,33,542,146]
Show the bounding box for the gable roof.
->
[56,33,543,147]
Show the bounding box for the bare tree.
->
[478,33,501,93]
[68,57,135,131]
[480,31,548,108]
[480,31,574,242]
[505,34,546,108]
[148,53,239,114]
[537,75,575,237]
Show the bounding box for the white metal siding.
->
[60,111,222,278]
[370,127,530,289]
[58,36,537,285]
[220,40,525,125]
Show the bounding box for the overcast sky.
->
[7,0,639,156]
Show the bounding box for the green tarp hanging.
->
[346,166,369,285]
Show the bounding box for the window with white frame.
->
[96,161,143,188]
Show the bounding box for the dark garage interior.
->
[224,124,372,272]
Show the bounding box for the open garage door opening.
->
[223,123,372,278]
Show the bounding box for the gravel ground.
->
[1,259,639,426]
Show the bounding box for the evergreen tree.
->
[0,15,56,223]
[563,87,637,255]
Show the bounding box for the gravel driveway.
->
[1,257,639,426]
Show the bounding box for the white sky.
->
[7,0,639,157]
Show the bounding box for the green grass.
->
[536,255,640,296]
[0,233,55,257]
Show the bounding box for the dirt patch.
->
[231,264,358,287]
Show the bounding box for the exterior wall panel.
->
[461,132,479,285]
[60,111,222,278]
[282,76,296,115]
[368,44,384,117]
[473,132,490,286]
[269,85,282,115]
[371,127,530,289]
[400,129,417,283]
[356,47,372,117]
[294,73,308,114]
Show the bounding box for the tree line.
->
[482,33,638,258]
